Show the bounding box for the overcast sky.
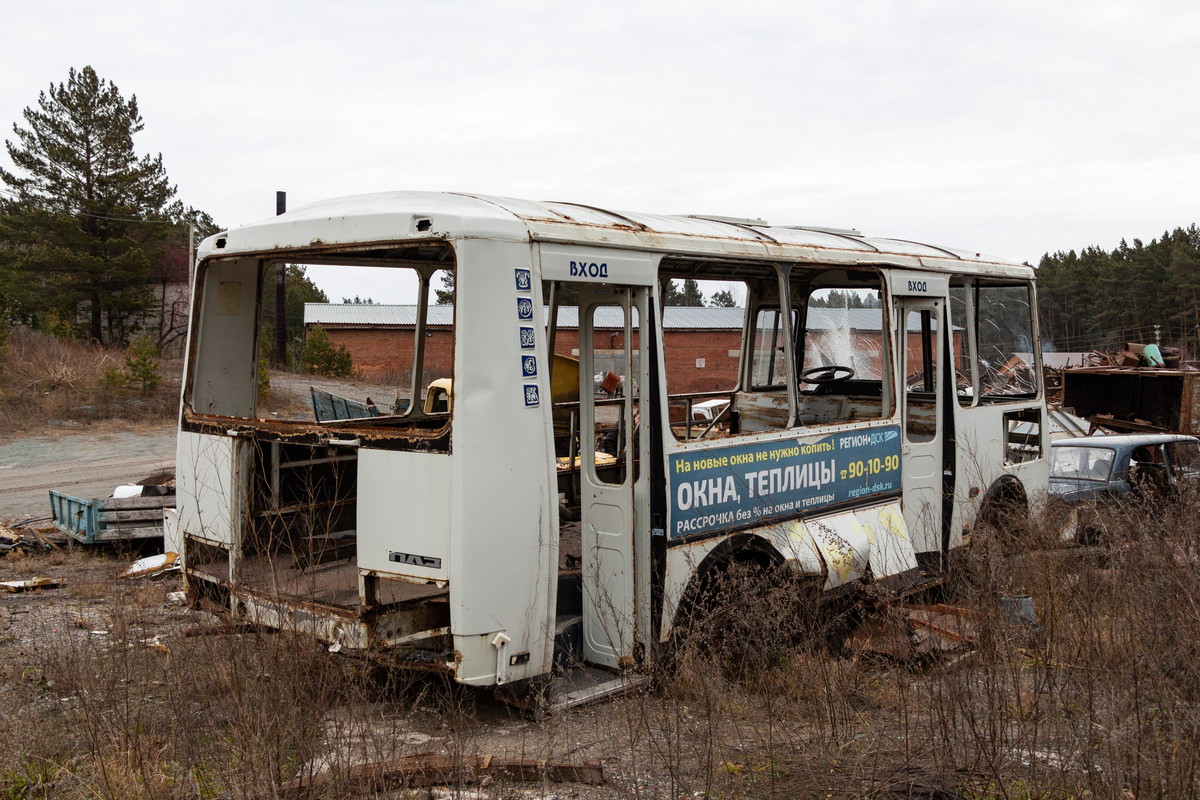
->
[3,0,1198,303]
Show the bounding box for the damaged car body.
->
[1050,433,1200,543]
[177,192,1049,703]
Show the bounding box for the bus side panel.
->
[950,401,1049,543]
[357,449,451,583]
[448,238,558,685]
[176,430,249,547]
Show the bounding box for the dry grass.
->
[639,497,1200,799]
[0,329,180,433]
[1,498,1199,799]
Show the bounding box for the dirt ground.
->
[0,375,663,797]
[7,533,1188,800]
[0,549,709,799]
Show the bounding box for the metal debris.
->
[277,752,605,798]
[120,552,180,579]
[1061,341,1200,435]
[0,577,61,593]
[844,603,985,661]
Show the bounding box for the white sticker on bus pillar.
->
[516,297,534,320]
[519,326,536,350]
[514,268,531,292]
[521,355,538,378]
[523,385,540,407]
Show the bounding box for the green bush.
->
[298,324,354,378]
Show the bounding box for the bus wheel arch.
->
[979,475,1029,528]
[672,534,783,628]
[972,475,1033,555]
[664,534,817,678]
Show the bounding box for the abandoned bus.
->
[175,192,1048,706]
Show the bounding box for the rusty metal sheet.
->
[278,752,605,798]
[0,577,60,593]
[845,603,982,660]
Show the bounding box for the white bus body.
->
[177,192,1048,693]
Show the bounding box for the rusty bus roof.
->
[198,191,1030,277]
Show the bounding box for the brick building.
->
[303,304,925,393]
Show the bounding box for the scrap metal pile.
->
[1059,342,1200,436]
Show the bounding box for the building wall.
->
[325,327,455,385]
[322,325,920,395]
[325,324,745,392]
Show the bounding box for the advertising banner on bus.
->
[668,426,902,539]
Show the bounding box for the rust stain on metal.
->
[181,411,451,452]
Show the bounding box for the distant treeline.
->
[1037,225,1200,354]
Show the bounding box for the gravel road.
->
[0,425,178,521]
[0,372,403,523]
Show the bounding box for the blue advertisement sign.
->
[514,268,532,292]
[521,355,538,378]
[523,385,540,407]
[668,426,901,539]
[517,297,534,320]
[518,326,536,350]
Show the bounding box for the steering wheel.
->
[800,365,855,384]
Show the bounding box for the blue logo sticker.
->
[523,385,540,407]
[519,326,536,350]
[521,355,538,378]
[514,268,531,292]
[516,297,534,320]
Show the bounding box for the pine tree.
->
[259,265,328,365]
[663,279,704,306]
[1036,226,1200,354]
[122,334,161,395]
[709,289,737,307]
[0,66,176,343]
[299,324,355,377]
[434,271,455,304]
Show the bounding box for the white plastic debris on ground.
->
[121,552,180,579]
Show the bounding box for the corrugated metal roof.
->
[305,304,456,326]
[1015,352,1092,370]
[305,303,901,331]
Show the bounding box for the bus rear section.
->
[177,238,464,672]
[177,201,563,689]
